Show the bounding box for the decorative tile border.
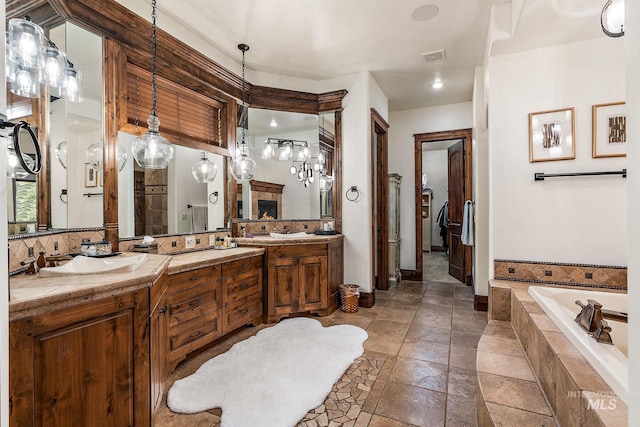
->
[494,259,627,290]
[232,219,339,236]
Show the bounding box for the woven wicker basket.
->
[339,284,360,313]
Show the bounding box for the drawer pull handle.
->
[158,306,167,314]
[189,331,202,339]
[241,309,250,315]
[189,299,201,306]
[189,276,203,281]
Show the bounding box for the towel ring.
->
[346,186,360,202]
[60,189,68,204]
[209,191,219,204]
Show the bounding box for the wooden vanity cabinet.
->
[9,289,151,427]
[167,265,222,370]
[221,256,263,333]
[264,239,343,323]
[166,253,264,371]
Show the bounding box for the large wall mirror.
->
[236,108,335,221]
[117,132,226,238]
[5,15,104,235]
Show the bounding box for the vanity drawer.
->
[169,302,220,351]
[168,279,221,317]
[221,255,262,278]
[168,265,221,292]
[269,244,326,259]
[224,292,262,333]
[223,268,261,300]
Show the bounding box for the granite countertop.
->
[235,233,344,246]
[167,247,265,275]
[9,253,171,320]
[9,248,267,321]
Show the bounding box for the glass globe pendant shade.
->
[601,0,625,37]
[230,151,256,182]
[132,115,174,169]
[192,152,218,183]
[8,18,45,69]
[262,141,274,159]
[55,141,67,169]
[87,139,103,170]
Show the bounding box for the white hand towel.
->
[190,205,208,232]
[461,200,474,246]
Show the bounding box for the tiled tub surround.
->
[479,280,628,427]
[529,286,628,405]
[494,259,627,290]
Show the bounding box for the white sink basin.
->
[269,232,311,239]
[39,253,148,277]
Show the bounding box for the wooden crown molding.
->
[250,180,285,194]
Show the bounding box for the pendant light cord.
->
[241,47,246,147]
[151,0,159,117]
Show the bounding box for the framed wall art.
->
[529,107,575,162]
[84,163,97,187]
[592,102,626,158]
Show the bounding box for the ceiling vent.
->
[422,49,446,62]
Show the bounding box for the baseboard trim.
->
[400,269,421,281]
[431,246,447,253]
[359,291,375,308]
[474,295,488,312]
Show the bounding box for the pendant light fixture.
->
[131,0,174,169]
[601,0,625,38]
[6,17,83,100]
[192,106,218,183]
[230,43,256,181]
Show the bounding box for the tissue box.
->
[132,243,158,254]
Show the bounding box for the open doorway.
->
[413,129,473,285]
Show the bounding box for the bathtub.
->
[528,286,628,405]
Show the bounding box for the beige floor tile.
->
[450,330,482,349]
[388,357,448,393]
[398,341,450,365]
[476,351,536,381]
[447,366,477,399]
[485,402,555,426]
[368,414,416,427]
[449,345,477,370]
[374,381,446,427]
[478,372,552,416]
[404,324,451,345]
[446,394,478,427]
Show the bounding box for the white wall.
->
[207,154,226,229]
[422,150,448,246]
[626,1,640,422]
[388,102,473,271]
[489,37,626,266]
[49,101,68,229]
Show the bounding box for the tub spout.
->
[575,299,603,333]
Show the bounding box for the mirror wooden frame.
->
[8,0,346,248]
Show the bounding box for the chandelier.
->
[6,17,83,101]
[261,137,332,190]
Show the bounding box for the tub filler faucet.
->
[575,299,603,333]
[575,299,622,345]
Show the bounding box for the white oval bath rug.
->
[167,317,368,427]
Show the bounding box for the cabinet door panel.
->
[35,311,134,427]
[267,258,298,315]
[299,256,328,311]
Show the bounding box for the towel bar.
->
[534,169,626,181]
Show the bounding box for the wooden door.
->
[371,109,389,290]
[447,140,465,282]
[299,256,328,311]
[267,258,299,315]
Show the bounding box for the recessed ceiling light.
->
[270,119,278,127]
[411,4,439,22]
[431,80,444,90]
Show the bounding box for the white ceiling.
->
[119,0,609,112]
